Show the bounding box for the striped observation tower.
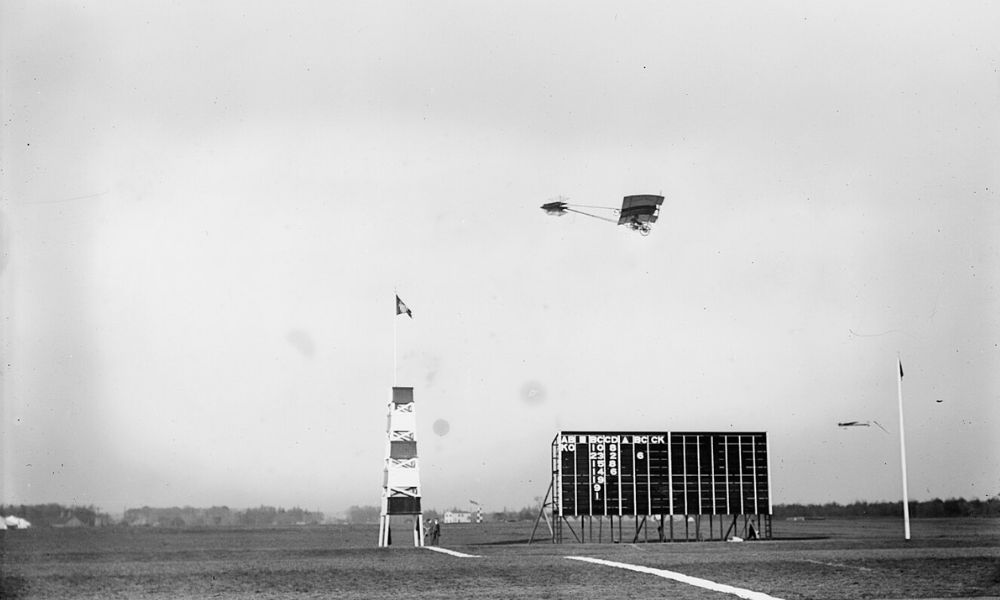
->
[378,386,424,546]
[378,294,424,547]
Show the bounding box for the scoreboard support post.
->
[528,483,555,544]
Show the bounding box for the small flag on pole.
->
[899,360,904,378]
[396,295,413,318]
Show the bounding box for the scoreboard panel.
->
[554,431,770,517]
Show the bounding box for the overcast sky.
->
[2,1,998,516]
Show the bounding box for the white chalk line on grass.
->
[423,546,481,558]
[567,556,786,600]
[801,558,872,572]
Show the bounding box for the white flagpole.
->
[897,356,911,540]
[393,293,398,386]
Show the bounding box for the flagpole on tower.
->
[393,293,413,386]
[393,291,398,386]
[897,355,911,540]
[381,293,422,548]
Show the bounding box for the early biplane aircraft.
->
[838,420,889,433]
[540,194,665,235]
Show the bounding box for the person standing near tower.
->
[430,519,441,545]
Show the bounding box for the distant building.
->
[443,511,472,524]
[52,516,86,528]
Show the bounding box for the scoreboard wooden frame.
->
[544,431,772,542]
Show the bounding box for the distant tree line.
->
[1,504,325,528]
[123,505,324,527]
[344,505,382,524]
[773,497,1000,518]
[9,498,994,529]
[343,498,999,524]
[0,504,111,527]
[485,506,539,521]
[340,505,539,524]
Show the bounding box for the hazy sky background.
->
[2,1,998,516]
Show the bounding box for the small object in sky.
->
[541,200,568,215]
[539,194,665,235]
[432,419,450,436]
[395,294,412,318]
[838,420,889,434]
[936,399,943,403]
[617,194,664,235]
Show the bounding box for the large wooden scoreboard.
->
[554,431,771,516]
[542,431,772,543]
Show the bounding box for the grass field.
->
[2,518,998,599]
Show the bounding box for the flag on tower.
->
[396,295,413,318]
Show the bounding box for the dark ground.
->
[2,518,998,599]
